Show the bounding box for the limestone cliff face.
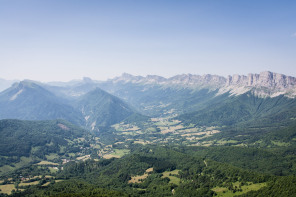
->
[223,71,296,97]
[227,71,296,89]
[248,71,296,89]
[227,74,248,86]
[110,71,296,97]
[111,73,226,88]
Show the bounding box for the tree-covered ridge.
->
[74,88,144,129]
[178,92,296,127]
[0,119,87,157]
[10,180,129,197]
[7,145,296,197]
[0,119,96,176]
[240,176,296,197]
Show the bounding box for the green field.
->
[0,157,34,176]
[103,149,130,159]
[19,181,40,187]
[45,153,59,160]
[162,169,180,185]
[212,182,267,197]
[216,140,239,145]
[271,140,290,147]
[36,161,59,166]
[0,184,15,195]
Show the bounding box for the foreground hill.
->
[9,145,296,197]
[0,119,91,175]
[0,81,84,125]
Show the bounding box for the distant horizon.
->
[1,70,296,83]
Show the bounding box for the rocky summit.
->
[109,71,296,97]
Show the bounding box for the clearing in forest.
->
[103,149,130,159]
[212,182,267,197]
[36,161,59,166]
[162,169,180,185]
[0,184,16,195]
[128,168,153,183]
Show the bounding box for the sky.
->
[1,0,296,82]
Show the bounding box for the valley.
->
[111,117,222,146]
[0,71,296,196]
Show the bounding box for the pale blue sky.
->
[1,0,296,81]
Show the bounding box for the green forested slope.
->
[178,92,296,127]
[74,88,145,128]
[0,119,90,175]
[11,145,296,197]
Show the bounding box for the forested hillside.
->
[74,88,138,129]
[1,72,296,196]
[5,145,296,197]
[0,119,93,176]
[178,92,296,127]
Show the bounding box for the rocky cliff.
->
[110,71,296,97]
[111,73,226,88]
[223,71,296,97]
[227,71,296,89]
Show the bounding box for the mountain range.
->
[107,71,296,96]
[94,71,296,118]
[1,71,296,196]
[0,71,295,127]
[0,80,139,130]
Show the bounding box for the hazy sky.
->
[1,0,296,82]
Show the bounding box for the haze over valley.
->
[1,0,296,196]
[1,71,296,196]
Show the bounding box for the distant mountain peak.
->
[112,73,144,83]
[121,73,134,78]
[12,80,52,93]
[83,77,93,83]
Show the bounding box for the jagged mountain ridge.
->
[0,71,295,122]
[111,73,227,89]
[1,71,295,97]
[227,71,296,88]
[93,71,296,116]
[108,71,296,97]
